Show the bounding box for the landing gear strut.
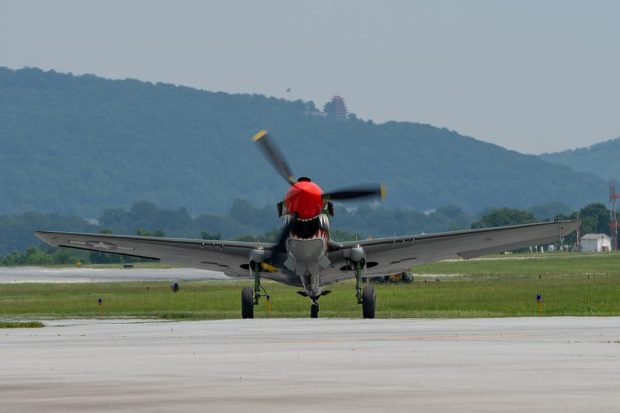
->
[241,261,270,319]
[354,261,364,304]
[298,290,329,318]
[310,302,319,318]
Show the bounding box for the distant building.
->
[580,233,611,252]
[323,95,348,119]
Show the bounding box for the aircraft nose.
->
[285,183,323,219]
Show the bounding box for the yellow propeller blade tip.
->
[260,262,279,273]
[380,183,387,200]
[252,130,268,142]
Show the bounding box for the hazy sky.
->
[1,0,618,154]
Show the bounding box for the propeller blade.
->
[323,183,386,201]
[272,213,296,253]
[252,130,296,185]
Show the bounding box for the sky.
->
[1,0,618,154]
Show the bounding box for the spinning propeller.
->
[252,130,385,253]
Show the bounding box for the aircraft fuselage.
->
[281,179,333,297]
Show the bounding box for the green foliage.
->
[576,202,610,235]
[201,231,221,240]
[135,229,165,237]
[0,67,607,219]
[231,227,279,242]
[471,207,536,228]
[330,229,360,242]
[332,204,476,237]
[1,246,82,266]
[0,321,44,328]
[528,201,573,220]
[0,211,98,256]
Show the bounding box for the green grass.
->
[0,321,44,328]
[2,259,620,319]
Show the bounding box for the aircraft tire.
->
[310,303,319,318]
[241,287,254,319]
[362,285,376,319]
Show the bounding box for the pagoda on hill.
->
[323,95,348,120]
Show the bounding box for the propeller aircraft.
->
[36,130,578,318]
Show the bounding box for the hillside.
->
[541,137,620,182]
[0,67,607,216]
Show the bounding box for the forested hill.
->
[540,137,620,182]
[0,67,606,216]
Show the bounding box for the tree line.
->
[0,200,613,266]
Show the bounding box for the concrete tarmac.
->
[0,266,229,283]
[1,317,620,412]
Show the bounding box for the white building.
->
[580,233,612,252]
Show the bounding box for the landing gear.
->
[241,287,254,319]
[354,261,364,304]
[362,285,376,319]
[241,260,268,319]
[354,259,376,319]
[310,302,319,318]
[300,291,328,318]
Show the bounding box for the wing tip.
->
[33,230,57,246]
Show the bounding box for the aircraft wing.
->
[327,220,578,279]
[34,231,274,277]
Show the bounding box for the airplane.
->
[35,130,579,319]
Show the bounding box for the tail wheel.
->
[362,285,376,319]
[241,287,254,319]
[310,303,319,318]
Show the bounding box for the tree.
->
[229,199,256,226]
[471,208,536,229]
[577,203,609,235]
[135,229,165,237]
[201,231,221,240]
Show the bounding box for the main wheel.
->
[362,285,376,319]
[241,287,254,319]
[310,303,319,318]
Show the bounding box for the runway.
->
[0,266,229,283]
[2,317,619,412]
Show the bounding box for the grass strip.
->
[1,272,620,319]
[0,321,44,328]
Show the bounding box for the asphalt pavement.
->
[2,317,619,412]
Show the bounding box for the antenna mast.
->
[610,180,619,251]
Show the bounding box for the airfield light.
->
[536,294,543,316]
[266,294,272,316]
